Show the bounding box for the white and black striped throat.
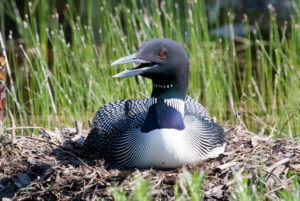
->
[148,97,185,116]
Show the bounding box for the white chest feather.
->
[116,127,225,168]
[140,129,198,168]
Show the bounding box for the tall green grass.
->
[0,0,299,137]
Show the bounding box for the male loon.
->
[84,38,226,169]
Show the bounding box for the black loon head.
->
[112,39,189,99]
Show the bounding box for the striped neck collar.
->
[153,83,174,89]
[148,97,184,116]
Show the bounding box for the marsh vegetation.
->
[0,0,299,200]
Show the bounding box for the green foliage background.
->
[1,0,299,135]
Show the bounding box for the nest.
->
[0,126,299,200]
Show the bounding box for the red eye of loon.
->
[159,51,167,58]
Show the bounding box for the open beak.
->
[111,53,152,78]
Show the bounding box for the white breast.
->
[116,128,225,169]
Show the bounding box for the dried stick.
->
[7,109,16,144]
[75,120,83,135]
[5,126,44,130]
[279,108,300,136]
[25,135,91,170]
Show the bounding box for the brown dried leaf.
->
[0,71,6,81]
[0,98,6,110]
[0,56,6,67]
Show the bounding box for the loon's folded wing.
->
[91,99,148,135]
[84,99,148,158]
[84,96,212,158]
[184,96,211,121]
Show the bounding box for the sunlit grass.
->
[1,0,299,137]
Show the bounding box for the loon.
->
[84,38,226,169]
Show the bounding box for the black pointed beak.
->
[111,53,153,78]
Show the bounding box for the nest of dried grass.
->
[0,126,299,200]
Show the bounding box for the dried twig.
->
[5,126,45,130]
[217,162,238,170]
[265,185,286,197]
[7,109,16,144]
[1,125,299,200]
[265,154,295,173]
[25,135,91,169]
[25,136,60,147]
[243,112,282,134]
[75,120,83,135]
[279,108,300,136]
